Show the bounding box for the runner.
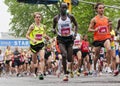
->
[116,19,120,34]
[88,2,112,76]
[26,12,49,80]
[109,20,119,76]
[0,49,4,76]
[52,3,78,81]
[13,47,21,77]
[80,34,91,76]
[54,37,63,77]
[72,31,82,76]
[116,18,120,73]
[4,46,13,75]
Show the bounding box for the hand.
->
[94,27,100,32]
[72,34,76,40]
[52,29,56,34]
[32,39,37,44]
[115,30,119,36]
[45,36,50,40]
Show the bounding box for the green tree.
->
[4,0,120,44]
[72,0,120,44]
[5,0,60,37]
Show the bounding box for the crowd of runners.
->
[0,2,120,81]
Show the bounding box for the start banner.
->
[0,39,30,46]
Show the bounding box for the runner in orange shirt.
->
[88,2,112,76]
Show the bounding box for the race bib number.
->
[35,34,42,40]
[83,46,88,51]
[74,40,80,46]
[61,28,70,35]
[100,49,103,53]
[98,26,107,33]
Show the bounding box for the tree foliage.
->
[5,0,60,37]
[4,0,120,44]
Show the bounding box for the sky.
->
[0,0,11,32]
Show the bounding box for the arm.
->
[26,24,36,43]
[43,25,51,40]
[117,19,120,31]
[88,18,98,32]
[4,50,7,57]
[79,35,83,49]
[52,15,58,34]
[70,15,78,36]
[3,53,6,63]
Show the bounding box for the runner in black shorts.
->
[52,3,78,81]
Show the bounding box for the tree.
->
[72,0,120,44]
[4,0,120,44]
[4,0,60,37]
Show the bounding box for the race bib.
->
[74,40,80,46]
[83,46,88,51]
[61,28,70,35]
[100,49,103,53]
[35,34,42,40]
[98,26,107,33]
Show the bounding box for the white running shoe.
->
[92,70,97,77]
[107,67,112,73]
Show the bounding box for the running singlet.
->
[93,15,111,41]
[81,40,89,52]
[73,33,81,49]
[100,47,104,55]
[30,24,45,45]
[5,49,11,56]
[57,16,72,36]
[0,53,4,61]
[110,29,115,47]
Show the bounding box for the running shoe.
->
[31,73,37,77]
[56,70,61,78]
[113,70,119,76]
[88,71,93,75]
[63,75,68,81]
[98,72,103,76]
[76,71,80,76]
[39,74,44,80]
[107,67,112,73]
[92,70,97,77]
[66,70,70,74]
[83,71,88,76]
[70,71,74,78]
[44,72,46,76]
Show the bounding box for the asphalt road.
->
[0,73,120,86]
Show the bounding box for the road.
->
[0,73,120,86]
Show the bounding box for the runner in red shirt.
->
[81,35,91,75]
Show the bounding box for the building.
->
[0,32,30,52]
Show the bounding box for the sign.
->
[0,39,30,46]
[17,0,59,4]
